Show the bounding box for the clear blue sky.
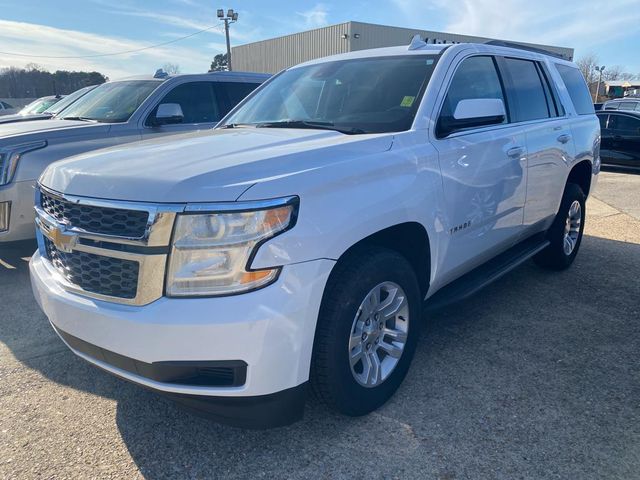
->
[0,0,638,79]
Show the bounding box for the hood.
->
[0,113,51,125]
[0,119,109,144]
[40,128,393,203]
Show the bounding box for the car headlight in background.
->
[166,197,298,296]
[0,141,47,186]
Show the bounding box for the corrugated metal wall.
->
[232,23,351,73]
[232,21,574,74]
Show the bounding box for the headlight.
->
[166,198,298,296]
[0,141,47,186]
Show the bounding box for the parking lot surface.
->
[1,171,638,480]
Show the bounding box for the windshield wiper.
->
[218,123,256,129]
[255,120,365,135]
[60,116,97,122]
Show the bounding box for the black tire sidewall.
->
[538,183,586,269]
[313,248,422,416]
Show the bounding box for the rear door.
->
[432,55,528,278]
[498,57,575,230]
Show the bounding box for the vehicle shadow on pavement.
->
[1,235,639,479]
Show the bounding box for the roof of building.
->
[605,80,640,87]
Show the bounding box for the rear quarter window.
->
[555,64,595,115]
[619,102,639,111]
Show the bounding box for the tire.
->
[310,246,422,416]
[534,183,586,270]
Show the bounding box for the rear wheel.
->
[534,183,586,270]
[310,247,422,416]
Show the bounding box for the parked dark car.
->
[597,110,640,169]
[594,103,604,111]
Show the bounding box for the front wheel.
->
[310,247,422,416]
[534,183,586,270]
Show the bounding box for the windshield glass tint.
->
[223,55,439,134]
[19,99,42,114]
[33,98,59,113]
[45,86,94,115]
[60,80,160,123]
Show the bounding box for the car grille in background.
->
[40,189,149,238]
[44,237,139,299]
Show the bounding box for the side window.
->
[502,58,551,122]
[146,82,220,126]
[597,115,608,130]
[555,64,595,115]
[216,82,261,113]
[609,114,640,132]
[438,56,506,135]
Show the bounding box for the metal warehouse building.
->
[232,21,574,74]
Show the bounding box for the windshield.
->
[44,86,96,115]
[19,99,52,115]
[59,80,160,123]
[222,55,439,134]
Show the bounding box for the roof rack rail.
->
[484,40,567,60]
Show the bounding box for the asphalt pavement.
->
[1,171,638,479]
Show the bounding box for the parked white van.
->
[30,39,600,428]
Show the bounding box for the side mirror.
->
[438,98,506,137]
[153,103,184,126]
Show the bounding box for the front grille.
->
[40,189,149,238]
[44,237,139,299]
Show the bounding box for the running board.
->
[425,233,550,311]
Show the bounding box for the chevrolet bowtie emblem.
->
[49,225,78,253]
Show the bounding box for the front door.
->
[141,81,222,139]
[433,55,527,279]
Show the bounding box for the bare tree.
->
[620,72,640,81]
[576,53,599,86]
[162,63,181,74]
[602,66,623,81]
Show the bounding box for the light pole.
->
[594,65,605,103]
[217,8,238,71]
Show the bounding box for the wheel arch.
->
[566,160,593,197]
[334,222,432,298]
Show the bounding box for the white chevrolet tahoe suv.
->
[30,40,600,429]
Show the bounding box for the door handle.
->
[613,135,622,141]
[557,134,571,144]
[506,146,525,158]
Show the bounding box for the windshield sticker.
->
[400,96,415,107]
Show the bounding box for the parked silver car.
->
[0,101,17,116]
[0,86,97,125]
[0,70,269,241]
[603,97,640,112]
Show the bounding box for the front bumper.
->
[0,180,37,242]
[30,251,335,426]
